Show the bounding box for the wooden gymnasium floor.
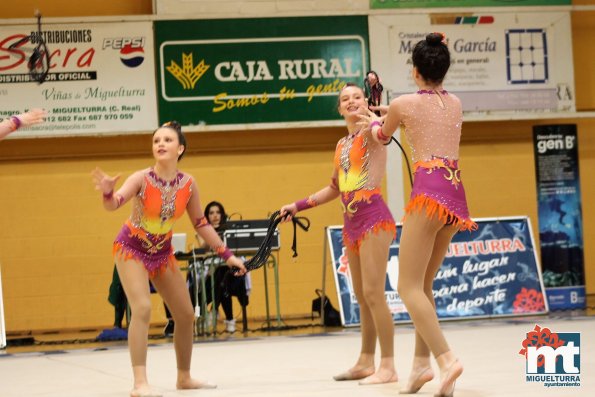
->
[1,312,593,397]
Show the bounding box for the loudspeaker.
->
[223,219,280,253]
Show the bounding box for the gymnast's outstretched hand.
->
[0,108,47,140]
[91,167,121,195]
[357,108,385,131]
[18,108,47,128]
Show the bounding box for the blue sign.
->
[328,217,548,326]
[533,125,586,310]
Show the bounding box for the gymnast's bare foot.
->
[358,367,399,385]
[400,366,434,394]
[333,364,375,381]
[130,384,162,397]
[435,356,463,397]
[358,356,398,385]
[177,373,217,390]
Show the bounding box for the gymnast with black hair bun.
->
[359,33,474,396]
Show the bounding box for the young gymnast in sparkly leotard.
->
[92,121,246,397]
[281,83,398,385]
[359,33,475,396]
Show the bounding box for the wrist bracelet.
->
[102,190,114,200]
[295,196,317,212]
[216,246,233,261]
[370,120,382,130]
[10,116,22,130]
[376,127,391,142]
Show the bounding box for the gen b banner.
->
[533,125,586,310]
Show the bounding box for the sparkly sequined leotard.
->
[333,128,396,252]
[112,168,232,277]
[397,90,476,230]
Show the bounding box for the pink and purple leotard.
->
[295,128,396,252]
[112,168,232,278]
[397,90,477,230]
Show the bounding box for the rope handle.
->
[229,211,310,274]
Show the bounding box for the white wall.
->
[155,0,369,17]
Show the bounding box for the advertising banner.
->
[533,125,585,310]
[328,217,547,326]
[0,20,157,137]
[371,0,571,9]
[155,17,368,128]
[368,12,574,113]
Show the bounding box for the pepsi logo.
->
[120,44,144,68]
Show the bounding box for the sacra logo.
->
[519,324,581,387]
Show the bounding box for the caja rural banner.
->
[0,20,157,137]
[155,17,368,128]
[370,0,571,9]
[368,12,574,113]
[328,217,548,326]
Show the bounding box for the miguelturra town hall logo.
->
[519,324,581,388]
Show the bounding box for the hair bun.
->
[162,120,182,132]
[426,32,445,46]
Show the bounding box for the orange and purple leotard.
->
[295,128,396,252]
[334,130,396,251]
[112,168,232,277]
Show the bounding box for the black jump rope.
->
[229,211,311,275]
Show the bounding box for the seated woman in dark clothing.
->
[164,201,250,335]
